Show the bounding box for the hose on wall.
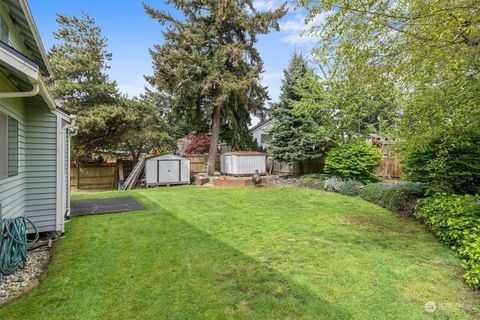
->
[0,217,38,282]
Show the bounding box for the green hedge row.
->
[415,194,480,288]
[360,182,424,215]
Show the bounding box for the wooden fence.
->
[183,154,220,175]
[375,152,403,179]
[269,157,325,176]
[71,164,117,189]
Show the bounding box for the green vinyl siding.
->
[0,2,64,232]
[0,98,26,220]
[0,101,59,233]
[25,106,57,232]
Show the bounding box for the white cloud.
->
[261,71,283,103]
[279,11,332,45]
[118,84,146,98]
[253,0,276,11]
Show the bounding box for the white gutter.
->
[0,82,39,98]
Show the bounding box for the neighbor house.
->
[250,118,273,149]
[0,0,75,233]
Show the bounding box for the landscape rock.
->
[0,246,52,305]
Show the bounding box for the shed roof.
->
[223,151,266,156]
[146,154,188,161]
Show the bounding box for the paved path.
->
[71,197,144,217]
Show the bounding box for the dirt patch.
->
[342,215,373,225]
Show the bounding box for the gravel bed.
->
[266,176,326,189]
[0,246,52,305]
[266,176,305,187]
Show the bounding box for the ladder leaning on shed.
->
[122,156,145,190]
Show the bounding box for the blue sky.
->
[29,0,318,104]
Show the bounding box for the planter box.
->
[213,178,253,187]
[195,177,210,186]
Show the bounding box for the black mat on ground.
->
[71,197,144,217]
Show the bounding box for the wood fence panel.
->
[183,154,220,175]
[376,152,403,179]
[71,164,117,189]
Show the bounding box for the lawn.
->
[1,186,479,319]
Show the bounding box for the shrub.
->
[323,176,346,193]
[415,194,480,288]
[324,141,382,183]
[184,134,211,154]
[322,176,364,196]
[360,182,424,215]
[302,179,325,190]
[402,125,480,195]
[301,173,329,180]
[339,180,364,196]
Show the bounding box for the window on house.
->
[0,16,9,44]
[0,112,18,179]
[260,134,269,144]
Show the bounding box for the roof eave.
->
[17,0,53,77]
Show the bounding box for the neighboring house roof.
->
[249,118,273,133]
[3,0,53,77]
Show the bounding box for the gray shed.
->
[145,154,190,186]
[220,151,267,176]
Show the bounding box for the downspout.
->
[62,115,78,219]
[64,115,78,136]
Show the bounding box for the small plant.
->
[415,194,480,288]
[323,176,346,193]
[360,182,424,215]
[324,141,382,183]
[339,180,364,196]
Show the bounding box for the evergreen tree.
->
[119,97,175,162]
[269,53,328,163]
[144,1,286,174]
[48,12,125,161]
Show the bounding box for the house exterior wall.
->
[0,73,26,220]
[251,120,273,149]
[0,2,66,232]
[24,106,58,232]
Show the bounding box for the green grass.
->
[1,186,479,319]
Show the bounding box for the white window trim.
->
[0,112,7,180]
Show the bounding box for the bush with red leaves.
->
[184,134,211,155]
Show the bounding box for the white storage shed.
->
[220,152,267,176]
[145,154,190,187]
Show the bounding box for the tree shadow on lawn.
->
[0,198,351,320]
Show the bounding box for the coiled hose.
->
[0,217,38,282]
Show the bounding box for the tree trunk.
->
[207,105,221,175]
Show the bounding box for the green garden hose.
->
[0,217,39,282]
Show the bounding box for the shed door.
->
[158,160,180,183]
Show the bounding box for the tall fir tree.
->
[48,12,125,161]
[144,0,286,174]
[118,97,175,162]
[269,53,327,163]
